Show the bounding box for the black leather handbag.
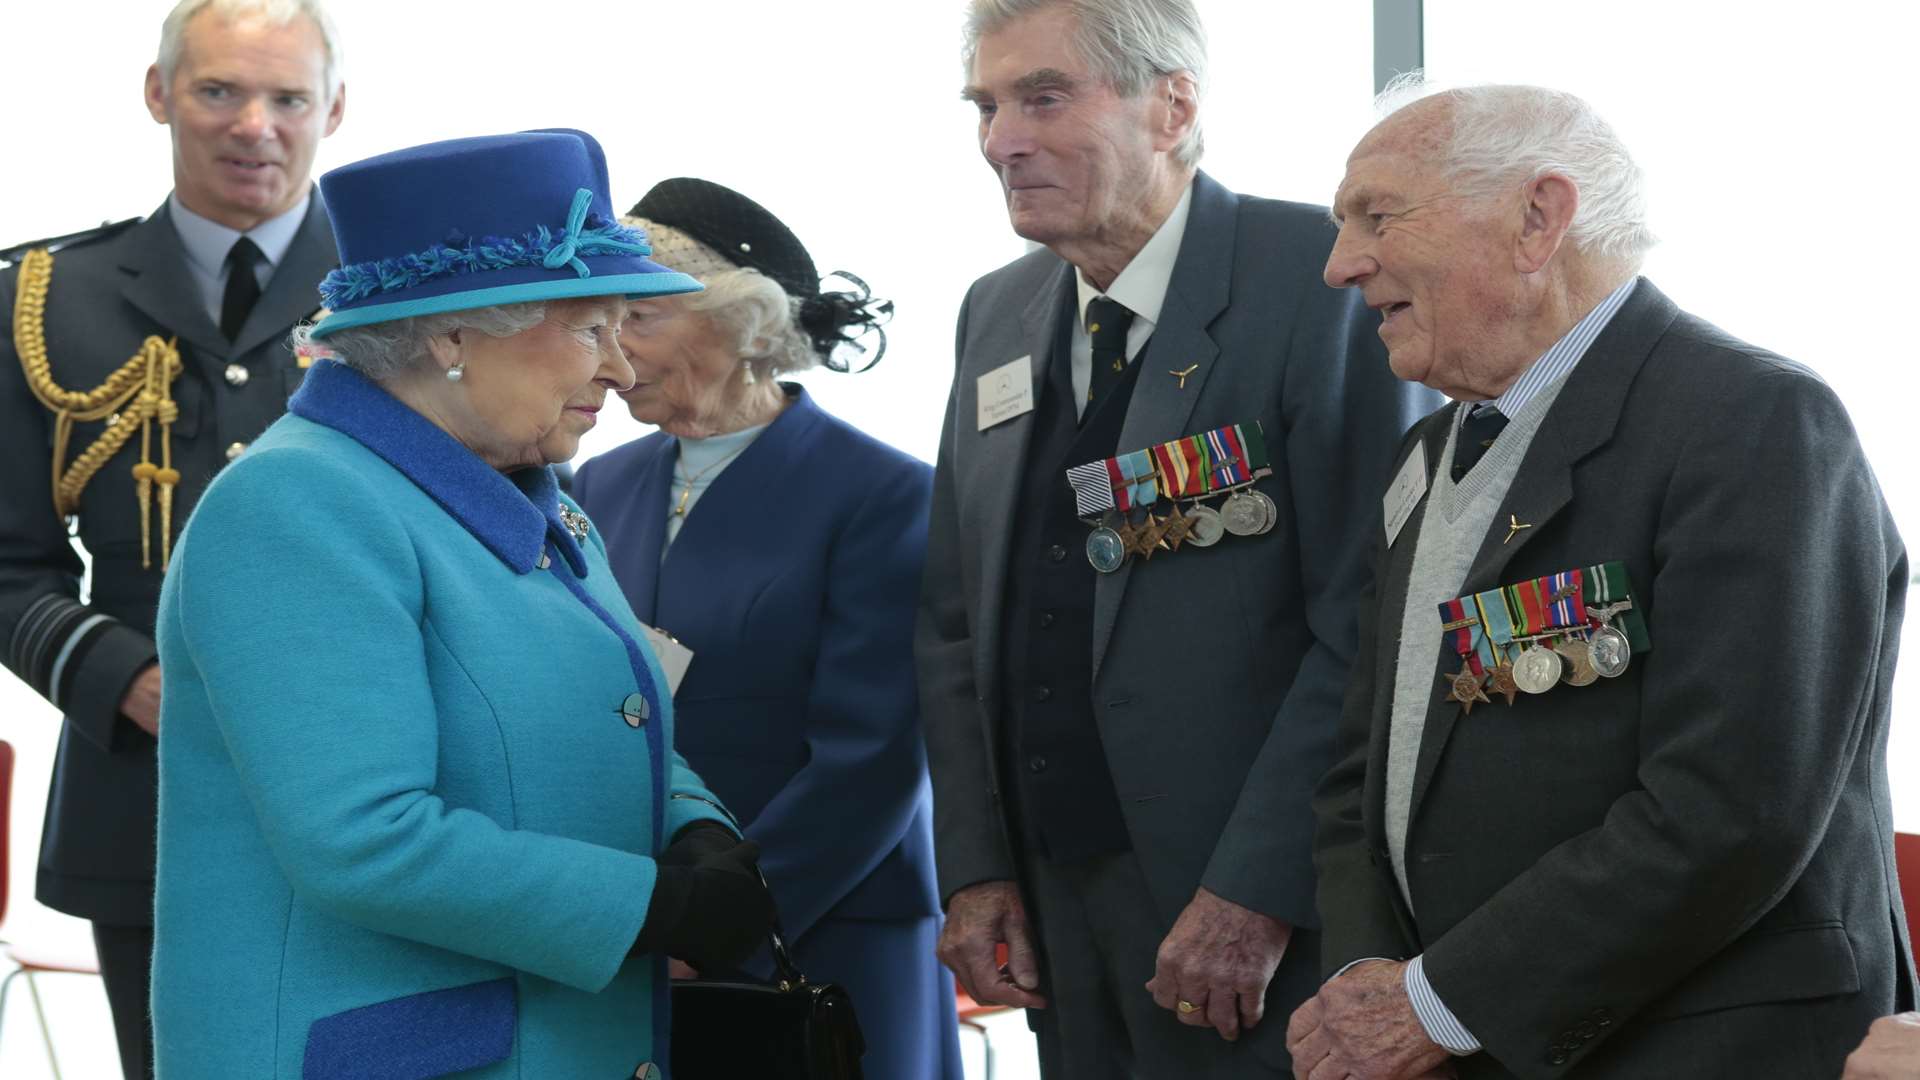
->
[668,921,866,1079]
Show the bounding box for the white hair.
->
[683,269,820,380]
[158,0,344,100]
[964,0,1207,166]
[1374,73,1656,269]
[294,303,547,382]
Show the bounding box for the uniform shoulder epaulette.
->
[0,216,142,266]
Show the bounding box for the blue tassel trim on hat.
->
[320,188,653,308]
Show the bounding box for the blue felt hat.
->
[309,129,700,338]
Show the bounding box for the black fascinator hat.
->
[628,178,892,372]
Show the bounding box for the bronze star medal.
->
[1133,512,1173,560]
[1488,662,1520,706]
[1160,508,1195,551]
[1439,665,1490,714]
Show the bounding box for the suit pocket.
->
[1641,922,1860,1021]
[302,977,515,1080]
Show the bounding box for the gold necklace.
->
[671,441,752,516]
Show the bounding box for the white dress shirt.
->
[1068,185,1193,418]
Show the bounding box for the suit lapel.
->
[1092,173,1233,678]
[118,203,227,358]
[971,263,1073,696]
[1405,280,1680,823]
[619,439,679,626]
[233,195,337,356]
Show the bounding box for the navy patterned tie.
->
[1451,404,1510,481]
[1085,296,1135,414]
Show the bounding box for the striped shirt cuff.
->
[1406,954,1480,1054]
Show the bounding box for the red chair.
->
[0,739,103,1080]
[1896,832,1920,948]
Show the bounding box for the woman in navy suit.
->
[573,178,963,1079]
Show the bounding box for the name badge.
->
[977,355,1036,430]
[1382,441,1428,548]
[641,624,694,697]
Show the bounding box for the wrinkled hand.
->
[1145,887,1291,1041]
[1843,1012,1920,1079]
[937,880,1047,1009]
[121,664,161,736]
[1286,960,1449,1080]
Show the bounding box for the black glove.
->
[658,821,741,868]
[632,839,775,970]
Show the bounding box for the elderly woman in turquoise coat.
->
[151,130,772,1079]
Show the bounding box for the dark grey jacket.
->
[916,171,1437,1051]
[1313,279,1916,1078]
[0,197,335,923]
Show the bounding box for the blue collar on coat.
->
[289,359,589,576]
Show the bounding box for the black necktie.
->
[221,236,265,341]
[1085,296,1136,414]
[1451,404,1510,481]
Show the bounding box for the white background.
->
[1,2,1914,1077]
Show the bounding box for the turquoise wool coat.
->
[152,359,733,1079]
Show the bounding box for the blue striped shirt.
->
[1470,277,1639,423]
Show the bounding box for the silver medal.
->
[1250,490,1278,535]
[1221,491,1266,536]
[1512,646,1563,694]
[1086,526,1128,573]
[1589,624,1631,677]
[1182,505,1225,547]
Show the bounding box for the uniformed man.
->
[0,2,345,1076]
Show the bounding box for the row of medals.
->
[1085,485,1277,573]
[1451,600,1635,709]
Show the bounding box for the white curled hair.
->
[1375,74,1656,269]
[292,303,547,382]
[681,269,820,380]
[158,0,345,100]
[964,0,1207,166]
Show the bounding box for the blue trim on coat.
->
[302,977,516,1080]
[288,360,588,576]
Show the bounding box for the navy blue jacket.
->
[575,387,941,939]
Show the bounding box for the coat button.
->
[224,362,250,387]
[1038,611,1055,628]
[1028,755,1048,773]
[620,692,650,728]
[225,441,248,461]
[1592,1008,1613,1026]
[1574,1020,1596,1039]
[634,1064,660,1080]
[1032,685,1052,703]
[1548,1050,1568,1066]
[1046,544,1067,563]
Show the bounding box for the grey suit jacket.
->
[0,196,336,923]
[1313,280,1916,1078]
[917,171,1436,936]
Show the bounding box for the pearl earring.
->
[446,362,465,383]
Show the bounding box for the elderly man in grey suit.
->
[917,1,1437,1075]
[1291,82,1914,1079]
[0,2,343,1076]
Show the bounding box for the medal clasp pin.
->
[1503,513,1533,545]
[1169,364,1199,389]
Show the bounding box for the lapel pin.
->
[1503,513,1533,545]
[1169,364,1199,390]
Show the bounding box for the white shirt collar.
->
[1073,184,1193,333]
[169,189,312,277]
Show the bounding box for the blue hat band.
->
[320,187,656,311]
